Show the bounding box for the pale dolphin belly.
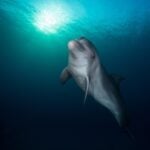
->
[68,65,89,91]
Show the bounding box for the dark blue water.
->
[0,0,150,149]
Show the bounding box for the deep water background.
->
[0,0,150,150]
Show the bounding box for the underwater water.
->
[0,0,150,149]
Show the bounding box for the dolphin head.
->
[68,37,96,66]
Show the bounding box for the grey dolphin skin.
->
[60,37,129,128]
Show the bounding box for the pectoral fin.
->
[60,67,71,84]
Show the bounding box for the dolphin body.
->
[60,37,129,128]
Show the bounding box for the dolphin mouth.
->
[68,37,95,57]
[68,40,85,52]
[68,37,86,48]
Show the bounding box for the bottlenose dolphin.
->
[60,37,129,128]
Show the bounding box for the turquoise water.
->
[0,0,150,150]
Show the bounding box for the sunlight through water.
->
[33,3,72,34]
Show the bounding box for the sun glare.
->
[34,5,71,34]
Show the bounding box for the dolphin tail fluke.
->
[124,127,139,149]
[125,127,135,141]
[123,127,137,145]
[83,76,89,104]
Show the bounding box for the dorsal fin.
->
[110,74,125,85]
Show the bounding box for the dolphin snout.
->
[68,40,83,51]
[68,40,77,50]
